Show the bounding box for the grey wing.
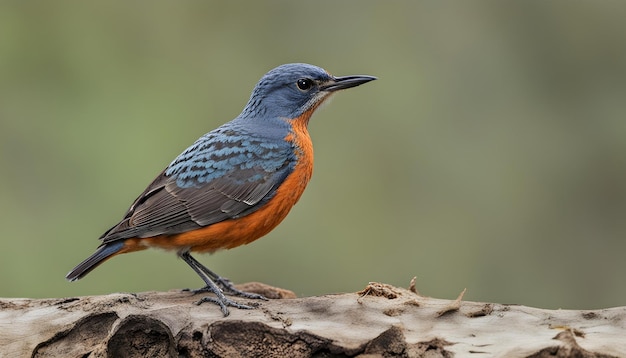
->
[100,136,295,243]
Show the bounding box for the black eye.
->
[296,78,314,91]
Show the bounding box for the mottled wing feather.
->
[99,173,198,242]
[100,123,294,243]
[165,166,287,226]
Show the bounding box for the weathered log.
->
[1,282,624,357]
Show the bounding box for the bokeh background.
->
[1,1,625,310]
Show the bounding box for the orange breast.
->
[120,113,314,254]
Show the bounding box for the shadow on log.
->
[1,282,624,357]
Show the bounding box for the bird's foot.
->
[177,252,266,316]
[187,278,268,301]
[214,277,269,300]
[184,280,266,316]
[194,295,258,316]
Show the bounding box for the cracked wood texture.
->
[1,282,624,357]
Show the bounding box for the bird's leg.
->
[180,252,268,300]
[179,252,256,316]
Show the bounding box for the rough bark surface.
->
[1,282,624,357]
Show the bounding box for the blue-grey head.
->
[239,63,376,121]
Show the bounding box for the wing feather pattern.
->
[100,122,295,244]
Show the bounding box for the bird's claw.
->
[194,296,256,316]
[186,280,269,301]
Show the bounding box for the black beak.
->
[320,75,377,92]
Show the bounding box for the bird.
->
[66,63,376,316]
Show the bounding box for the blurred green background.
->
[1,1,625,310]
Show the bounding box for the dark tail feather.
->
[65,241,125,281]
